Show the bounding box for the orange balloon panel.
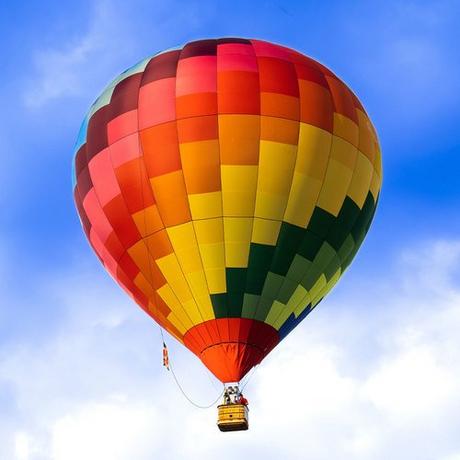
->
[73,38,382,383]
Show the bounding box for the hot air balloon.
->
[73,38,382,431]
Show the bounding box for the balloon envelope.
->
[73,38,382,383]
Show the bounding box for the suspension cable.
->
[240,364,258,393]
[160,328,225,409]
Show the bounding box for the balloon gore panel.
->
[73,38,382,382]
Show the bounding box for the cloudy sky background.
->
[1,0,460,458]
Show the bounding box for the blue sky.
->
[1,1,460,458]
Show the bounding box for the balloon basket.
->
[217,404,249,432]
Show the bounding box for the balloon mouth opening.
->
[183,318,279,383]
[201,342,265,382]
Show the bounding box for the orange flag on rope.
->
[163,342,169,370]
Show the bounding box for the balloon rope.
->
[160,328,225,409]
[240,365,258,393]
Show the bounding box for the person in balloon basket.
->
[228,386,238,403]
[237,393,248,406]
[223,389,231,405]
[223,386,246,405]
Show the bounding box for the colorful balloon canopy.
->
[73,38,382,383]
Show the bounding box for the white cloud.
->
[14,432,30,460]
[363,345,456,420]
[443,454,460,460]
[22,1,135,109]
[1,238,460,459]
[50,400,161,460]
